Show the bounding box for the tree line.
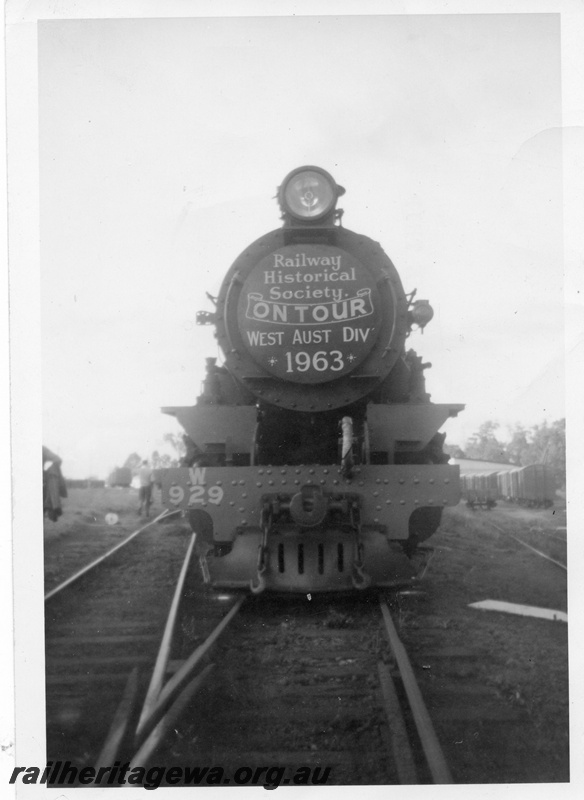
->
[112,434,187,480]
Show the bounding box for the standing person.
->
[137,459,154,518]
[43,446,67,521]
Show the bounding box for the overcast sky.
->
[38,12,566,478]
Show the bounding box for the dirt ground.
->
[398,502,569,783]
[43,486,166,592]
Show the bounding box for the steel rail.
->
[129,664,215,770]
[95,667,140,767]
[136,533,197,739]
[130,594,245,751]
[377,661,419,783]
[486,521,567,572]
[524,526,566,544]
[417,547,436,580]
[44,508,181,602]
[380,601,453,784]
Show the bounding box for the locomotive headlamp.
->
[278,166,345,223]
[409,299,434,330]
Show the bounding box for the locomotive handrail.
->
[222,270,243,354]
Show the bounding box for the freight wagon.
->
[498,464,555,508]
[456,461,555,509]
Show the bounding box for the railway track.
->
[51,501,567,786]
[45,509,178,600]
[44,514,192,767]
[44,503,568,786]
[133,590,453,786]
[483,518,567,571]
[46,533,453,787]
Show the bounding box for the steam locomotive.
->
[158,166,463,592]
